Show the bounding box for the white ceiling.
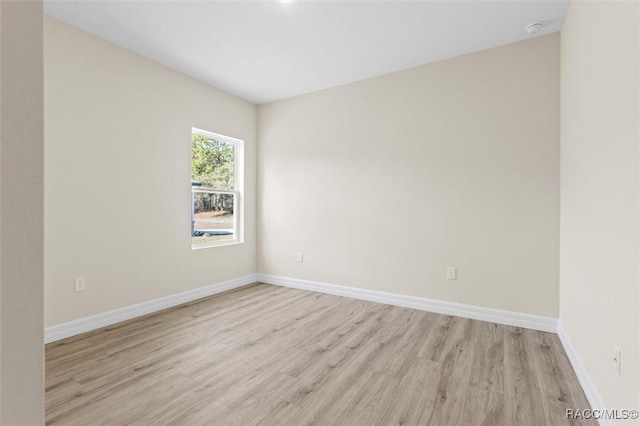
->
[44,0,568,105]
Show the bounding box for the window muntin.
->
[191,128,243,248]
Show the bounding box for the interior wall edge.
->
[557,322,611,426]
[258,273,558,333]
[45,273,258,343]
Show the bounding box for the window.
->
[191,128,243,248]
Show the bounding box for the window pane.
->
[192,192,235,245]
[191,133,235,190]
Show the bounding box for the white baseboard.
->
[257,273,558,333]
[45,273,258,344]
[557,322,610,426]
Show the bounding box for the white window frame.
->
[191,127,244,249]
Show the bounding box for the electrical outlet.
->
[296,253,304,263]
[613,346,621,376]
[446,267,457,280]
[74,277,86,292]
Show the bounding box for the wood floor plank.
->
[422,338,476,426]
[455,385,505,426]
[417,315,476,362]
[48,370,195,425]
[281,308,377,378]
[251,398,303,426]
[469,321,505,394]
[179,372,298,426]
[525,329,597,426]
[45,283,594,425]
[279,312,386,408]
[283,306,394,424]
[46,284,290,386]
[374,356,442,425]
[331,371,400,426]
[546,333,597,418]
[371,310,438,378]
[503,326,548,426]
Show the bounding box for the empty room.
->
[0,0,638,425]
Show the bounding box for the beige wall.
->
[0,1,45,424]
[44,17,257,326]
[560,0,640,417]
[258,34,560,317]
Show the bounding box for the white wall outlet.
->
[74,277,86,292]
[446,267,457,280]
[296,253,304,263]
[613,346,621,376]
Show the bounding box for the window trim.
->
[191,127,244,249]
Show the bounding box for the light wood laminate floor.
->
[46,283,595,425]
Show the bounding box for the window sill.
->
[191,240,243,250]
